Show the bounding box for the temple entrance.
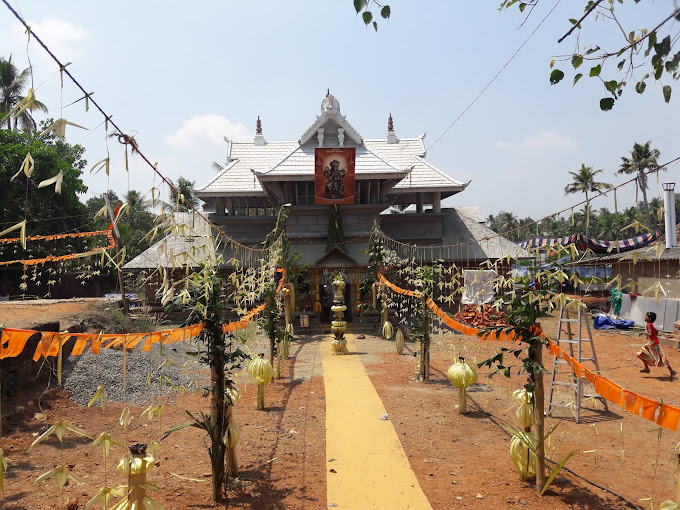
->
[320,278,351,323]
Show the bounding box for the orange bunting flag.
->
[594,376,623,406]
[570,359,584,379]
[1,329,36,358]
[583,367,596,385]
[623,390,643,415]
[638,394,662,421]
[33,332,60,361]
[90,334,103,355]
[656,404,680,431]
[125,333,146,349]
[70,334,92,356]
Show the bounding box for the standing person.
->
[637,312,677,379]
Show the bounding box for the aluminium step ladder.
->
[547,303,608,423]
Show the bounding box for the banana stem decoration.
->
[110,444,164,510]
[447,357,478,414]
[248,354,273,410]
[225,405,240,477]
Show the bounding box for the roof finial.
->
[386,112,397,144]
[256,115,262,135]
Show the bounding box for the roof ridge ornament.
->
[254,115,266,146]
[321,93,340,116]
[387,112,397,144]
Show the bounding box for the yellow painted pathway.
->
[322,330,432,509]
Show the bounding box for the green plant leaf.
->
[381,5,391,19]
[636,80,647,94]
[617,59,625,71]
[573,73,583,86]
[354,0,367,13]
[571,55,583,69]
[373,20,378,31]
[541,449,578,496]
[550,69,565,85]
[362,10,373,25]
[590,65,602,77]
[663,85,672,103]
[605,80,618,93]
[586,46,600,55]
[600,97,615,111]
[519,3,527,12]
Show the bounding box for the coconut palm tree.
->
[167,176,200,212]
[617,141,661,229]
[495,211,519,240]
[0,56,48,131]
[564,164,612,235]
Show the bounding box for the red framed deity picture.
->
[314,147,355,205]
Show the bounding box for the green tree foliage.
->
[0,127,87,236]
[0,56,48,131]
[500,1,680,110]
[83,189,155,260]
[166,176,200,212]
[616,141,661,228]
[564,164,612,204]
[352,0,391,31]
[487,197,674,243]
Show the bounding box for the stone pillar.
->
[432,191,441,213]
[370,180,380,204]
[215,197,225,216]
[285,181,296,206]
[416,193,424,213]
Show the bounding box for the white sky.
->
[1,1,678,222]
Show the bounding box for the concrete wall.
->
[613,260,680,300]
[620,293,680,332]
[381,213,443,241]
[210,216,277,242]
[208,205,445,245]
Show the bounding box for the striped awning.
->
[518,231,660,253]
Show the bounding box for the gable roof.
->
[196,95,467,197]
[123,212,216,270]
[444,208,530,260]
[315,244,360,267]
[299,93,363,145]
[255,141,408,180]
[197,141,298,197]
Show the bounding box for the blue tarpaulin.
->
[593,315,634,330]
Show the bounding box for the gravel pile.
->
[62,341,204,406]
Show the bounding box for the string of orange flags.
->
[0,268,288,360]
[378,272,680,432]
[0,230,115,267]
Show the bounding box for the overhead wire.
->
[375,156,680,252]
[1,0,268,255]
[427,0,563,151]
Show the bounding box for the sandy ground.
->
[1,300,680,509]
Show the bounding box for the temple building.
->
[126,94,524,319]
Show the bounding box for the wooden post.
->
[532,329,547,493]
[105,196,129,314]
[208,320,226,501]
[418,296,431,381]
[225,405,239,477]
